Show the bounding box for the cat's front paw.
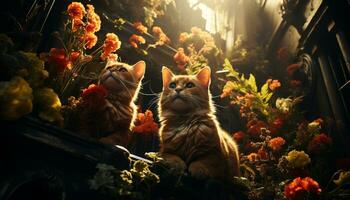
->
[188,162,210,180]
[161,154,186,173]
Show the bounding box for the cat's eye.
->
[118,67,127,72]
[186,82,195,88]
[169,82,176,89]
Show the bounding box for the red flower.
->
[233,131,245,143]
[285,177,321,200]
[86,4,101,33]
[101,33,121,61]
[133,22,148,34]
[81,84,108,109]
[173,48,189,71]
[133,110,159,133]
[67,2,85,20]
[307,133,332,155]
[48,48,70,72]
[287,63,301,76]
[129,34,146,48]
[247,120,267,137]
[290,80,302,88]
[269,117,284,135]
[83,32,98,49]
[70,51,80,63]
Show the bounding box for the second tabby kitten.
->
[158,67,240,180]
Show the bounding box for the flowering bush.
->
[284,177,321,200]
[42,2,121,98]
[174,27,219,74]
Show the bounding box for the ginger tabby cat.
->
[158,66,240,180]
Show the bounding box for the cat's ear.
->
[196,67,211,88]
[132,61,146,81]
[162,66,174,87]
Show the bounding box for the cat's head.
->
[98,60,146,100]
[159,66,212,115]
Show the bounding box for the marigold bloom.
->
[72,18,84,32]
[133,22,148,34]
[307,133,332,155]
[101,33,121,61]
[86,4,101,33]
[129,34,146,48]
[67,2,85,20]
[284,177,321,200]
[267,79,281,91]
[133,110,159,133]
[220,87,233,98]
[84,32,98,49]
[286,150,311,169]
[268,137,286,151]
[173,48,189,71]
[81,84,107,109]
[258,148,269,160]
[152,26,170,45]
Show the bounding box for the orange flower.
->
[100,33,121,61]
[70,51,80,62]
[287,63,301,76]
[173,48,189,71]
[72,18,84,32]
[107,53,118,62]
[129,34,146,48]
[133,110,159,133]
[152,26,163,35]
[67,2,85,20]
[267,79,281,91]
[220,87,233,98]
[86,4,101,33]
[284,177,321,200]
[268,137,286,151]
[83,32,98,49]
[82,84,108,110]
[247,153,259,162]
[133,22,148,34]
[178,32,189,43]
[152,26,170,45]
[233,131,245,143]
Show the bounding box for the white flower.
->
[276,97,293,113]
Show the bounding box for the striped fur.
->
[158,67,240,180]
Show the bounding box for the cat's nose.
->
[175,87,183,93]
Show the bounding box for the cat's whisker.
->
[112,74,134,99]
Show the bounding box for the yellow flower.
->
[34,88,63,124]
[286,150,311,169]
[19,51,49,88]
[0,76,33,120]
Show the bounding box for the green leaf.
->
[248,74,257,92]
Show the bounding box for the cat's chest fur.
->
[161,116,220,162]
